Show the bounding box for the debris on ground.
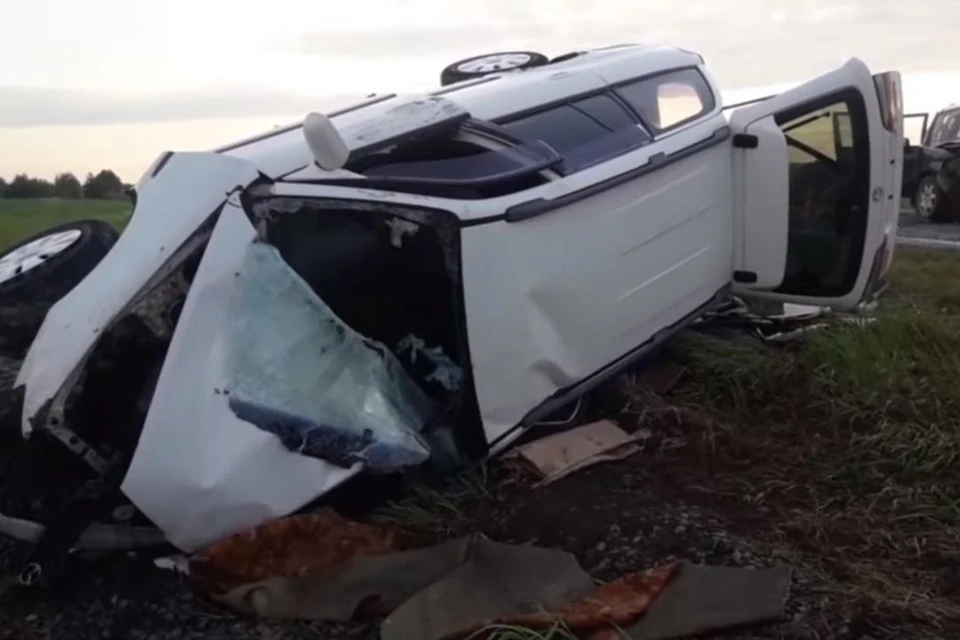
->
[189,509,397,595]
[186,508,792,640]
[506,420,646,486]
[631,361,687,395]
[624,564,792,639]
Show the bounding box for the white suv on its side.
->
[2,44,903,553]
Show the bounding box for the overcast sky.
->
[2,0,958,180]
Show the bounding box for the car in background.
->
[903,104,960,220]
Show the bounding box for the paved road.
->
[898,208,960,250]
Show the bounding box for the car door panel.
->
[460,141,733,444]
[729,58,901,311]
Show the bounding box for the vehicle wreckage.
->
[0,44,904,580]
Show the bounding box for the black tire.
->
[0,219,118,357]
[440,50,549,86]
[913,175,952,222]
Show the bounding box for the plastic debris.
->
[395,334,464,392]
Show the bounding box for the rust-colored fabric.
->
[446,562,679,639]
[189,509,396,593]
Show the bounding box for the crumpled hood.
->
[16,152,263,436]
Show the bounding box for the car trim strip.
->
[502,125,731,223]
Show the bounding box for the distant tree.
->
[82,170,125,200]
[52,172,83,199]
[0,177,6,198]
[5,174,53,198]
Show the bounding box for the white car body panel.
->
[460,143,732,442]
[119,201,359,552]
[11,43,903,551]
[729,58,899,309]
[219,45,704,179]
[15,153,261,436]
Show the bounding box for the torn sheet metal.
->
[15,152,261,436]
[121,207,360,553]
[250,95,468,181]
[338,95,468,156]
[227,243,433,471]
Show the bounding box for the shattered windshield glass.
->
[226,242,434,472]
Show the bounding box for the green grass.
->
[644,247,960,629]
[0,198,131,251]
[374,247,960,638]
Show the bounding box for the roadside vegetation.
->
[2,199,958,638]
[648,248,960,636]
[378,247,960,639]
[0,198,130,250]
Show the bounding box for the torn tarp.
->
[226,242,434,471]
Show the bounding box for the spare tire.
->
[0,219,119,357]
[440,51,549,86]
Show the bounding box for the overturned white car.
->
[0,44,903,560]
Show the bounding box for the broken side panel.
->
[226,242,434,471]
[252,193,487,465]
[120,206,360,553]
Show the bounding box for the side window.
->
[500,93,651,172]
[928,109,960,147]
[775,93,868,297]
[616,68,715,133]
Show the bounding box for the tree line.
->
[0,170,130,200]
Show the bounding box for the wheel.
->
[914,175,951,222]
[440,50,549,86]
[0,219,119,357]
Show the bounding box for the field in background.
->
[0,199,131,251]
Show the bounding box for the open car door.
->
[728,58,902,311]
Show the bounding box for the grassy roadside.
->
[0,198,130,250]
[376,247,960,639]
[647,248,960,634]
[1,199,958,637]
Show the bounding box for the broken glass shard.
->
[225,242,433,471]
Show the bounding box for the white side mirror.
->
[303,112,349,171]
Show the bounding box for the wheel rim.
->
[456,53,533,74]
[0,229,81,284]
[917,181,939,218]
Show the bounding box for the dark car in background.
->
[903,104,960,220]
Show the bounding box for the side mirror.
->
[904,138,911,148]
[303,112,349,171]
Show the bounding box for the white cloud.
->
[0,87,356,127]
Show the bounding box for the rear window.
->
[615,68,715,133]
[500,93,651,172]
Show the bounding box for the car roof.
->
[429,44,704,119]
[220,44,708,177]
